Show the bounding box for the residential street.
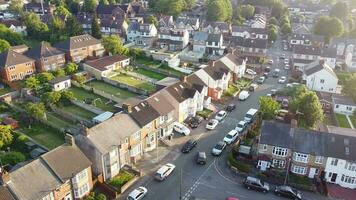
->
[119,38,329,200]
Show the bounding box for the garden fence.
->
[102,77,150,96]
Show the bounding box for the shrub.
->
[227,152,251,173]
[109,171,135,189]
[0,151,26,166]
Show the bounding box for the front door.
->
[308,168,317,178]
[331,173,337,182]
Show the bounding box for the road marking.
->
[213,155,242,185]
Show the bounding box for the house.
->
[192,31,208,53]
[292,45,321,69]
[75,113,141,181]
[219,51,247,81]
[250,14,267,29]
[290,33,324,47]
[96,4,126,20]
[0,50,35,83]
[83,54,130,79]
[131,2,146,16]
[316,91,333,114]
[202,22,231,35]
[54,34,105,63]
[24,2,54,15]
[127,22,157,46]
[76,13,92,34]
[231,26,268,40]
[330,38,356,70]
[206,33,225,56]
[233,37,268,61]
[157,28,189,51]
[99,18,128,38]
[321,47,337,69]
[0,135,93,200]
[24,42,66,72]
[303,60,339,93]
[158,15,174,28]
[0,19,27,36]
[50,76,71,92]
[175,17,200,35]
[332,94,356,115]
[9,45,29,54]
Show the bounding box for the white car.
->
[235,120,248,133]
[223,130,239,144]
[268,59,274,64]
[215,110,227,122]
[206,119,219,130]
[155,163,175,181]
[246,69,257,75]
[239,90,250,100]
[211,141,227,156]
[278,76,287,84]
[284,64,290,70]
[173,122,190,136]
[127,187,148,200]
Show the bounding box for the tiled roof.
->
[84,55,129,71]
[54,34,101,50]
[25,42,64,59]
[0,50,34,68]
[130,101,160,127]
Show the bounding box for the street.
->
[119,38,329,200]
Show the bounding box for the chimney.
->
[290,119,298,128]
[0,169,10,185]
[65,134,75,146]
[319,59,325,65]
[81,125,89,137]
[181,76,187,83]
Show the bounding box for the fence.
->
[50,105,93,127]
[124,70,158,84]
[71,100,104,115]
[102,77,150,96]
[136,64,181,78]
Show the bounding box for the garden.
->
[133,68,167,80]
[58,103,97,120]
[108,170,135,190]
[111,73,156,93]
[335,113,351,128]
[135,57,187,77]
[86,80,137,100]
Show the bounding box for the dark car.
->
[181,139,197,153]
[263,72,269,78]
[265,66,271,72]
[274,186,302,200]
[226,104,236,112]
[243,176,270,193]
[187,116,203,128]
[196,152,207,165]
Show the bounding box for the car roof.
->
[157,164,172,174]
[238,120,246,125]
[198,152,206,157]
[129,188,144,197]
[217,141,225,145]
[246,176,260,182]
[218,110,226,114]
[227,130,237,135]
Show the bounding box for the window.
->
[345,162,356,172]
[272,159,285,168]
[293,152,309,163]
[272,147,288,157]
[73,169,87,184]
[42,193,54,200]
[320,79,325,83]
[315,156,324,164]
[74,183,89,198]
[291,165,307,175]
[331,158,339,166]
[347,106,353,111]
[130,143,141,156]
[261,144,267,152]
[336,104,339,108]
[132,131,140,141]
[341,174,356,184]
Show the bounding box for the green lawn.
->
[224,85,240,97]
[336,114,351,128]
[109,170,135,189]
[19,123,65,149]
[68,87,116,112]
[135,57,161,68]
[159,64,187,77]
[350,115,356,128]
[47,112,74,128]
[60,104,97,120]
[134,68,167,80]
[86,80,137,99]
[135,57,187,77]
[111,74,156,92]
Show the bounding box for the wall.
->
[53,79,71,92]
[102,77,150,96]
[324,157,356,189]
[71,100,104,115]
[1,62,35,82]
[333,104,356,115]
[306,70,338,93]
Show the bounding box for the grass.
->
[196,109,213,119]
[134,68,167,80]
[136,57,187,77]
[68,87,116,112]
[19,123,65,149]
[0,87,13,96]
[46,112,74,128]
[350,115,356,128]
[224,85,240,97]
[59,104,97,120]
[86,80,137,99]
[335,114,351,128]
[109,170,135,189]
[135,57,161,68]
[111,74,156,92]
[159,64,187,77]
[235,78,252,89]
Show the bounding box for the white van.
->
[244,108,258,123]
[155,163,175,181]
[239,90,250,101]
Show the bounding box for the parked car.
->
[181,139,197,153]
[244,108,259,123]
[263,72,269,78]
[265,66,271,72]
[284,64,290,70]
[271,89,277,97]
[257,76,265,84]
[155,163,175,181]
[268,59,274,64]
[226,104,236,112]
[206,119,219,130]
[235,120,248,133]
[246,69,257,75]
[187,116,203,129]
[278,76,287,84]
[243,176,270,193]
[272,69,280,78]
[223,130,239,144]
[239,90,250,100]
[274,185,302,200]
[196,152,207,165]
[249,84,258,92]
[173,122,190,136]
[211,141,227,156]
[127,187,148,200]
[280,54,286,59]
[215,110,227,122]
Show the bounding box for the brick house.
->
[0,50,35,83]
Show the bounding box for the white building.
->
[206,33,225,56]
[127,22,157,45]
[332,94,356,115]
[157,28,189,51]
[231,26,268,40]
[303,60,339,93]
[50,76,71,92]
[83,55,130,79]
[192,31,208,53]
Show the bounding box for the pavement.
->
[118,36,330,200]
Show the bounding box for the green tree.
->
[45,91,62,105]
[54,5,72,18]
[61,90,75,102]
[267,25,278,42]
[238,4,255,20]
[64,62,78,75]
[183,0,196,10]
[23,12,50,40]
[0,24,25,45]
[0,39,10,53]
[102,35,129,55]
[65,15,84,37]
[84,0,98,13]
[53,69,65,77]
[25,76,40,90]
[74,74,86,85]
[49,16,68,44]
[68,0,80,14]
[129,48,145,58]
[207,0,232,21]
[259,96,280,119]
[147,15,158,27]
[91,14,102,39]
[8,0,23,14]
[95,194,106,200]
[38,72,55,84]
[0,125,13,149]
[99,0,109,5]
[330,1,349,20]
[0,151,26,165]
[314,16,344,41]
[26,102,46,120]
[281,23,292,35]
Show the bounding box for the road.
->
[119,38,329,200]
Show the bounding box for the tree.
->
[61,90,75,102]
[238,4,255,20]
[54,5,71,18]
[269,17,278,25]
[103,35,129,55]
[68,0,81,14]
[183,0,196,10]
[65,15,84,37]
[0,125,13,149]
[25,76,40,90]
[147,15,158,27]
[91,14,102,39]
[0,39,10,53]
[8,0,23,14]
[96,194,106,200]
[267,25,278,42]
[84,0,98,13]
[0,24,25,45]
[330,1,348,20]
[207,0,232,21]
[49,16,68,44]
[314,16,344,41]
[74,74,86,85]
[26,103,46,120]
[45,91,62,105]
[23,12,50,40]
[0,152,26,166]
[99,0,109,5]
[53,69,65,77]
[281,23,292,35]
[38,72,55,84]
[129,48,145,58]
[259,96,280,119]
[64,62,78,75]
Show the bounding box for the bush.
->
[227,152,251,173]
[0,151,26,166]
[196,109,213,119]
[109,170,135,189]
